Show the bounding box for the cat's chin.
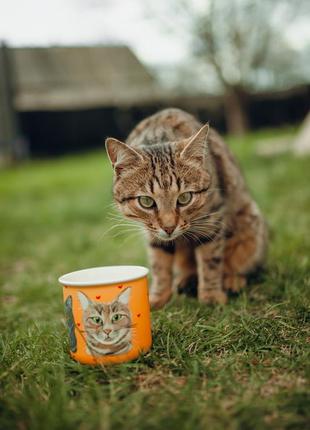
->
[154,233,182,242]
[154,235,181,245]
[157,237,176,242]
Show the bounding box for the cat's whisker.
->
[110,225,144,236]
[191,209,224,223]
[106,213,143,226]
[105,217,139,225]
[107,219,142,229]
[99,223,138,240]
[105,213,124,220]
[190,230,216,241]
[191,222,227,234]
[181,232,191,244]
[105,215,130,223]
[188,233,212,245]
[99,224,124,238]
[189,230,208,242]
[189,225,224,243]
[183,229,199,241]
[106,218,129,225]
[191,221,221,232]
[191,215,226,226]
[193,229,222,238]
[105,202,118,209]
[111,228,144,240]
[184,230,204,245]
[191,221,223,229]
[114,230,145,247]
[191,221,226,232]
[105,210,127,218]
[105,207,127,217]
[112,221,138,228]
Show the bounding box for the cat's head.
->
[78,288,131,344]
[105,124,212,241]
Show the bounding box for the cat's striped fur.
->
[106,108,268,308]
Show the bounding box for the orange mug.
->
[59,266,152,365]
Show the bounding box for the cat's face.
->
[78,288,131,345]
[106,125,212,241]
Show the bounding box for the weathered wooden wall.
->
[0,43,17,160]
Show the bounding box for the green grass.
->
[1,128,309,430]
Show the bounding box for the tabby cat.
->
[105,108,267,309]
[64,295,77,352]
[78,288,132,355]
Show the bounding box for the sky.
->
[0,0,309,68]
[0,0,190,66]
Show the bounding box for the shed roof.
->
[10,46,160,111]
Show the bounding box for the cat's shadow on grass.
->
[177,267,268,300]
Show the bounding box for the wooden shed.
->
[0,44,162,158]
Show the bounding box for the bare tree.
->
[192,0,308,134]
[148,0,309,135]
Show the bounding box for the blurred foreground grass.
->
[0,128,309,430]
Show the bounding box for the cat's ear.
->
[105,138,144,177]
[78,291,90,310]
[117,287,131,305]
[179,123,209,162]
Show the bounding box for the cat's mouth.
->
[156,234,178,242]
[152,227,187,242]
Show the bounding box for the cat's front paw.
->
[223,274,246,292]
[199,290,227,305]
[175,274,198,298]
[149,288,172,310]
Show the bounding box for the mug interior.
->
[58,265,149,287]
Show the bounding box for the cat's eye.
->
[177,192,192,206]
[91,316,101,324]
[138,196,155,209]
[112,314,123,323]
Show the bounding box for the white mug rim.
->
[58,265,149,287]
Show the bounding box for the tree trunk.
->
[293,111,310,156]
[223,87,249,136]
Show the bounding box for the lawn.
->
[0,128,309,430]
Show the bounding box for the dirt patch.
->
[135,371,187,392]
[260,371,306,397]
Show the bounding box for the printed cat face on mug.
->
[78,288,132,356]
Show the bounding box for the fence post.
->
[0,41,27,164]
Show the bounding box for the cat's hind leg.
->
[224,202,267,292]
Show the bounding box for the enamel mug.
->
[59,266,152,365]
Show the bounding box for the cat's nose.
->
[104,329,112,334]
[163,226,176,235]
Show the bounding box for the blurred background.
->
[1,4,310,428]
[0,0,309,161]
